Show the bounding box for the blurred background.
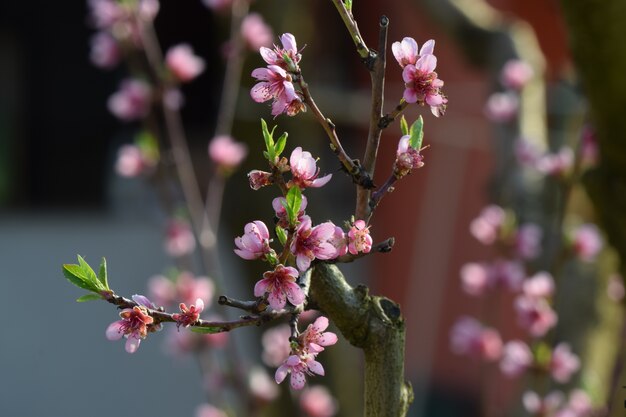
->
[0,0,619,416]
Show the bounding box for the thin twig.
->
[379,99,409,129]
[330,0,371,59]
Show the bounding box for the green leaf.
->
[77,255,106,291]
[409,116,424,149]
[63,264,97,292]
[285,186,302,226]
[344,0,353,12]
[98,257,109,290]
[261,119,275,161]
[274,132,288,157]
[76,293,103,302]
[276,226,288,245]
[400,115,409,136]
[190,326,223,334]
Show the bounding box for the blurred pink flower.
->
[249,366,280,402]
[490,259,525,291]
[515,295,558,337]
[166,44,205,82]
[450,316,502,361]
[208,135,248,170]
[254,264,305,310]
[402,53,447,117]
[138,0,159,21]
[262,324,291,367]
[347,220,372,255]
[291,217,345,271]
[300,316,338,354]
[195,403,228,417]
[515,223,543,260]
[500,340,533,377]
[581,125,599,166]
[607,274,625,302]
[163,88,184,110]
[115,144,153,177]
[289,147,332,189]
[108,79,152,121]
[176,272,214,308]
[89,32,120,69]
[514,136,542,167]
[554,390,592,417]
[571,224,603,262]
[536,146,574,177]
[275,354,324,390]
[523,391,564,415]
[485,92,518,122]
[148,274,176,307]
[165,219,196,258]
[460,262,490,296]
[523,272,555,299]
[87,0,124,29]
[241,13,273,51]
[300,385,338,417]
[549,343,580,383]
[500,59,534,90]
[469,205,505,245]
[234,220,271,260]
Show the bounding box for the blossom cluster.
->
[484,58,533,122]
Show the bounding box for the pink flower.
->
[172,298,204,328]
[607,274,625,302]
[300,385,338,417]
[514,136,543,167]
[450,316,502,361]
[260,33,301,70]
[234,220,271,260]
[402,54,447,117]
[195,403,228,417]
[105,304,154,353]
[515,223,543,260]
[89,32,120,69]
[254,264,305,310]
[165,219,196,258]
[241,13,274,51]
[500,340,533,377]
[536,146,574,177]
[138,0,159,21]
[250,65,303,117]
[555,390,592,417]
[469,205,506,245]
[163,88,185,110]
[549,343,580,383]
[300,316,338,354]
[523,391,564,415]
[347,220,372,255]
[394,135,424,177]
[571,224,603,262]
[484,92,518,122]
[208,135,248,170]
[289,147,332,189]
[273,195,308,228]
[460,262,490,296]
[392,37,434,69]
[500,59,534,90]
[249,366,280,402]
[262,325,291,367]
[291,217,344,271]
[275,354,324,390]
[523,272,555,299]
[515,295,558,337]
[248,170,273,190]
[107,79,152,121]
[175,272,214,308]
[581,125,599,166]
[148,275,176,307]
[490,259,525,291]
[87,0,124,29]
[166,44,205,82]
[115,144,154,177]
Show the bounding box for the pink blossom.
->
[290,217,345,271]
[571,224,603,262]
[107,79,152,121]
[460,262,490,296]
[500,340,533,377]
[208,135,248,169]
[262,324,291,367]
[392,38,434,69]
[500,59,534,90]
[394,135,425,177]
[241,13,273,51]
[300,385,338,417]
[450,316,503,361]
[115,144,155,177]
[250,65,303,117]
[248,366,280,402]
[275,354,324,390]
[581,125,599,166]
[87,0,124,29]
[554,390,592,417]
[515,223,543,260]
[234,220,271,260]
[172,298,204,328]
[607,274,625,302]
[163,88,185,110]
[300,316,338,354]
[469,205,506,245]
[523,272,555,299]
[489,259,525,291]
[514,136,543,167]
[195,403,228,417]
[148,275,176,307]
[138,0,159,21]
[164,219,196,258]
[166,44,206,82]
[549,343,580,383]
[536,146,574,177]
[484,92,518,122]
[89,32,120,69]
[523,391,564,415]
[175,272,214,308]
[273,195,308,228]
[402,54,447,117]
[248,170,273,190]
[254,264,305,310]
[515,295,558,337]
[260,33,301,70]
[347,220,372,255]
[289,147,332,189]
[105,305,154,353]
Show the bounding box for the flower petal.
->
[105,321,125,340]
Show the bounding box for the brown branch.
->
[378,99,409,129]
[330,0,371,60]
